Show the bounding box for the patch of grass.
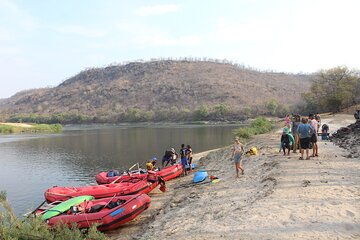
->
[0,123,62,134]
[0,191,107,240]
[0,125,15,134]
[31,124,63,133]
[233,117,273,140]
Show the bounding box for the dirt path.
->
[109,114,360,240]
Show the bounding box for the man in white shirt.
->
[309,114,318,157]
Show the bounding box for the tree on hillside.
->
[266,99,279,115]
[303,66,360,113]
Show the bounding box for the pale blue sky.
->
[0,0,359,98]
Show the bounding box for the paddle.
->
[24,200,47,218]
[103,194,117,209]
[110,163,139,184]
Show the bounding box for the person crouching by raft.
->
[162,149,174,168]
[180,144,188,176]
[279,127,294,156]
[146,157,158,171]
[231,137,244,178]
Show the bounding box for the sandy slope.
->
[109,114,360,240]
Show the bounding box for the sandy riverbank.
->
[0,122,33,128]
[109,113,360,240]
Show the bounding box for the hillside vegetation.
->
[0,60,313,123]
[302,66,360,113]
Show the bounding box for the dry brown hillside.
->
[0,60,313,122]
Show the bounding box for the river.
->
[0,123,242,216]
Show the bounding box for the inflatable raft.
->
[45,173,163,203]
[36,194,151,231]
[96,164,184,184]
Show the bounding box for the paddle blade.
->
[159,185,166,192]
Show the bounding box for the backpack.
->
[355,110,360,120]
[107,170,119,177]
[322,124,329,132]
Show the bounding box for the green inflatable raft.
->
[42,195,94,221]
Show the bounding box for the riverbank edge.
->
[0,122,62,134]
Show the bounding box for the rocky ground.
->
[330,119,360,158]
[108,114,360,240]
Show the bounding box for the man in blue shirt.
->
[296,117,314,160]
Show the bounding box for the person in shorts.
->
[309,114,319,157]
[296,117,313,160]
[231,137,244,178]
[186,145,193,171]
[179,144,188,176]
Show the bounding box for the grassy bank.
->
[0,123,62,134]
[233,117,274,141]
[0,191,106,240]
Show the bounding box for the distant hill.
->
[0,60,313,122]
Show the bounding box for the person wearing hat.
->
[231,137,245,178]
[279,127,294,155]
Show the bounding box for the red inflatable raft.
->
[45,173,164,203]
[36,194,151,231]
[96,164,184,184]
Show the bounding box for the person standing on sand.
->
[284,114,291,128]
[180,144,188,176]
[231,137,244,178]
[186,145,193,171]
[309,114,319,157]
[296,117,313,160]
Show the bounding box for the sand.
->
[0,122,33,128]
[109,114,360,240]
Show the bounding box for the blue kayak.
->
[185,163,196,170]
[193,170,208,183]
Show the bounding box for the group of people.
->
[281,113,321,160]
[145,144,193,176]
[231,113,325,178]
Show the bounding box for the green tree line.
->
[5,103,254,124]
[302,66,360,113]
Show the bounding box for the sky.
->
[0,0,359,98]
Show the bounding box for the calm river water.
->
[0,123,242,216]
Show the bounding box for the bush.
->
[233,117,273,140]
[0,125,15,134]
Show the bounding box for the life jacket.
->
[147,171,158,182]
[180,148,187,158]
[246,146,258,156]
[249,146,258,155]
